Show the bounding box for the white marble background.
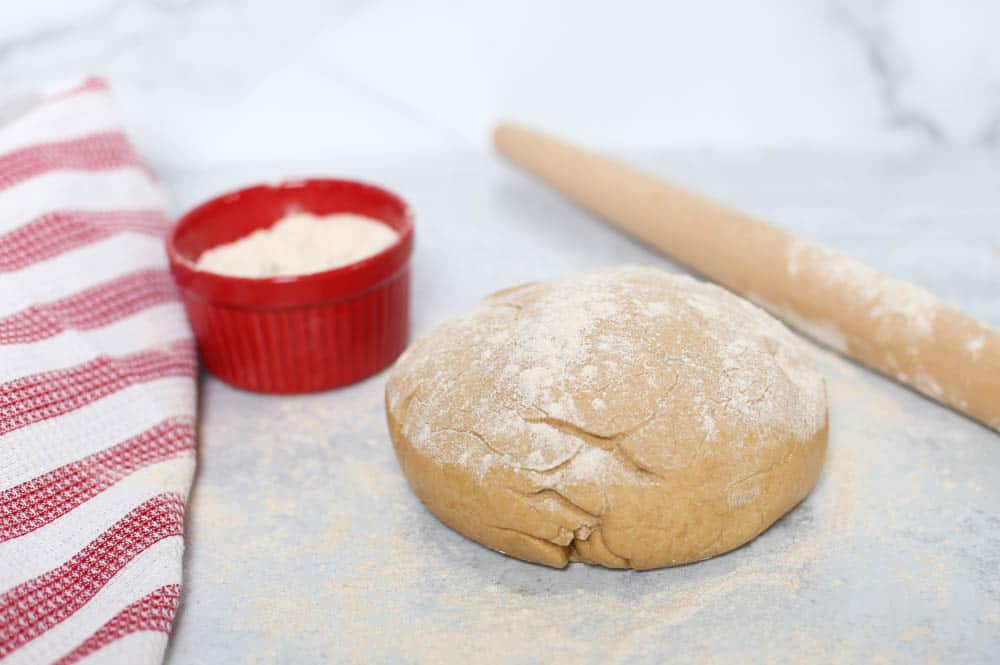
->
[2,0,1000,168]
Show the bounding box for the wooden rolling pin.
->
[493,122,1000,432]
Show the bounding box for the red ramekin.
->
[166,178,413,394]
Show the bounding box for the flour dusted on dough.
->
[391,266,824,481]
[197,212,398,278]
[386,265,829,570]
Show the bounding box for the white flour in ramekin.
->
[196,212,399,278]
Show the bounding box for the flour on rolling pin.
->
[751,237,998,425]
[196,212,398,278]
[492,122,1000,431]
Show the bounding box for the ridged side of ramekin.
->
[180,267,409,393]
[167,179,414,394]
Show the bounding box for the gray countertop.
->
[162,150,1000,664]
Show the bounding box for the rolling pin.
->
[493,122,1000,432]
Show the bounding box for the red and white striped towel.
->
[0,78,196,664]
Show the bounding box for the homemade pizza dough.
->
[385,266,828,570]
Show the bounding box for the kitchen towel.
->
[0,77,196,664]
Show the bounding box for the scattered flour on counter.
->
[196,212,398,278]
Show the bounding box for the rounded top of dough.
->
[386,265,828,570]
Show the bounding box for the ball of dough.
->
[385,266,828,570]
